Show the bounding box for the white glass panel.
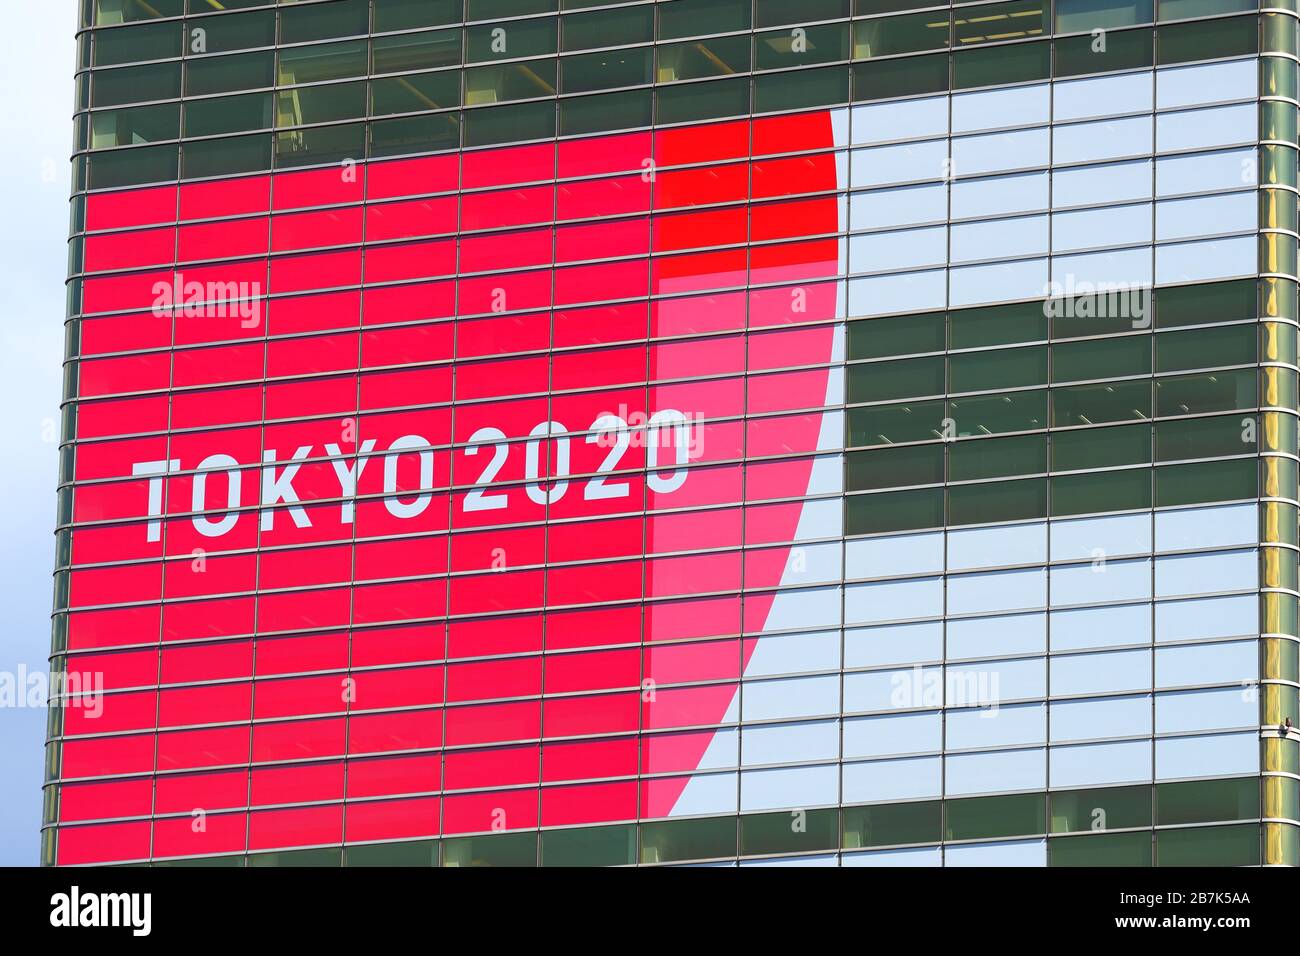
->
[1049,512,1152,563]
[951,82,1051,134]
[1050,693,1152,741]
[742,674,839,721]
[949,257,1049,307]
[1053,115,1151,165]
[1051,603,1152,652]
[1154,502,1257,552]
[1155,640,1257,689]
[843,711,942,758]
[946,701,1046,750]
[849,224,948,274]
[1155,731,1258,779]
[1155,147,1255,197]
[1050,739,1152,787]
[947,521,1047,571]
[1154,549,1256,599]
[1052,202,1153,253]
[948,567,1047,615]
[1054,70,1153,122]
[745,629,842,677]
[1155,103,1256,153]
[1051,246,1152,290]
[1156,59,1258,111]
[842,846,941,866]
[1155,686,1256,733]
[741,719,839,766]
[740,854,839,867]
[844,576,944,625]
[842,755,942,802]
[848,269,947,316]
[947,612,1046,660]
[846,530,944,580]
[952,127,1050,176]
[851,139,949,188]
[850,95,949,145]
[740,763,839,811]
[844,666,940,713]
[1051,647,1151,696]
[1155,191,1256,242]
[849,181,948,231]
[1155,235,1256,285]
[1050,557,1152,606]
[950,214,1049,264]
[947,657,1045,703]
[951,170,1049,220]
[944,747,1046,794]
[1154,593,1257,643]
[844,621,945,668]
[1054,159,1152,208]
[944,839,1047,867]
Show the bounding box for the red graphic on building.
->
[56,111,843,863]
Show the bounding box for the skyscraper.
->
[48,0,1299,867]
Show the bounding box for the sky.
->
[0,1,76,865]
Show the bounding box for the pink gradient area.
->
[640,113,841,818]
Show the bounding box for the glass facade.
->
[46,0,1300,866]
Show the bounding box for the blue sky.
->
[0,2,75,865]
